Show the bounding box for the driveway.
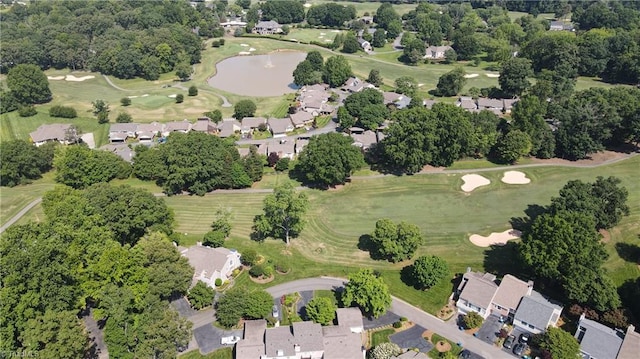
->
[476,315,502,345]
[363,311,401,330]
[171,297,196,318]
[193,324,242,354]
[297,290,314,317]
[390,325,432,353]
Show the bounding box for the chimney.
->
[294,344,300,352]
[627,324,636,334]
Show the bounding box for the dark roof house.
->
[268,117,294,138]
[575,314,625,359]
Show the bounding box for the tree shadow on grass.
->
[400,264,418,289]
[509,204,548,232]
[483,242,528,279]
[357,234,386,261]
[615,242,640,264]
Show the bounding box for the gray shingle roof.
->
[29,123,72,143]
[492,275,533,312]
[268,117,293,134]
[576,316,624,359]
[514,291,562,330]
[458,272,498,310]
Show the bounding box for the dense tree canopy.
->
[499,57,533,97]
[260,0,305,24]
[233,99,257,120]
[293,60,322,86]
[0,140,55,187]
[370,219,423,263]
[305,297,337,325]
[341,269,391,318]
[306,3,356,27]
[510,95,555,159]
[295,133,365,188]
[216,287,273,328]
[133,132,254,195]
[253,183,308,245]
[410,255,449,290]
[435,67,467,97]
[538,327,581,359]
[188,281,215,310]
[323,55,353,88]
[494,130,532,164]
[54,145,132,189]
[342,88,387,130]
[6,64,52,104]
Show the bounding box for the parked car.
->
[513,343,528,356]
[458,350,471,359]
[220,336,241,345]
[503,335,516,349]
[519,332,530,344]
[272,305,279,318]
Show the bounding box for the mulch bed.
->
[249,274,274,284]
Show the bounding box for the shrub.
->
[176,94,184,103]
[219,39,225,46]
[241,249,258,266]
[120,97,131,106]
[214,278,223,287]
[203,230,225,248]
[370,343,402,359]
[275,158,290,172]
[263,265,274,277]
[49,105,77,118]
[188,86,198,96]
[275,262,290,273]
[18,105,37,117]
[116,112,133,123]
[400,317,408,322]
[188,281,215,310]
[393,321,402,328]
[462,312,483,329]
[249,264,265,278]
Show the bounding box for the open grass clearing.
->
[0,172,56,227]
[282,28,344,43]
[370,328,394,348]
[307,0,418,17]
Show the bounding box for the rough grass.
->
[0,172,56,227]
[282,28,344,43]
[307,0,418,17]
[179,347,232,359]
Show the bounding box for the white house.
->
[424,45,453,60]
[513,291,563,334]
[179,244,241,288]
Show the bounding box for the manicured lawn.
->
[314,290,339,305]
[308,0,418,17]
[0,172,56,227]
[179,347,232,359]
[370,328,395,348]
[282,28,344,44]
[428,333,462,357]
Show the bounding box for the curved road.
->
[0,198,42,234]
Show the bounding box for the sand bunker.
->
[320,32,326,36]
[66,75,95,82]
[127,95,138,99]
[469,229,521,247]
[168,94,177,98]
[485,73,500,78]
[501,171,531,184]
[238,51,251,55]
[240,43,249,47]
[289,38,298,42]
[141,94,149,97]
[304,3,311,7]
[325,39,332,42]
[461,174,490,192]
[331,30,340,33]
[318,36,324,38]
[418,83,424,87]
[47,76,65,80]
[463,74,479,79]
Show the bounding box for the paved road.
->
[83,309,109,359]
[0,198,42,234]
[266,277,515,359]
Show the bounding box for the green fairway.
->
[307,0,418,17]
[0,172,56,227]
[282,28,344,44]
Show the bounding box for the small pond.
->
[207,52,306,97]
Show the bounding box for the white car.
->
[220,336,241,345]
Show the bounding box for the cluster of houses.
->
[456,96,519,115]
[456,269,640,359]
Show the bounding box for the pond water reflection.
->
[207,52,306,97]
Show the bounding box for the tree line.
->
[1,183,190,358]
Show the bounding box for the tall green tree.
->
[341,269,391,318]
[54,146,131,189]
[6,64,51,104]
[410,255,449,289]
[305,297,337,325]
[370,219,423,263]
[395,76,418,97]
[188,282,215,309]
[494,130,532,164]
[293,60,322,86]
[367,69,383,87]
[510,95,555,158]
[233,99,257,120]
[341,33,361,54]
[435,67,466,96]
[323,55,353,88]
[0,140,55,187]
[295,133,365,188]
[499,58,533,97]
[538,327,581,359]
[305,51,324,72]
[21,310,88,359]
[252,183,309,245]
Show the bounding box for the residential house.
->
[268,117,294,138]
[336,308,364,333]
[350,128,378,150]
[295,138,309,155]
[191,117,217,134]
[218,119,242,138]
[253,20,282,35]
[236,310,365,359]
[502,99,519,114]
[109,123,138,143]
[267,140,295,160]
[358,38,372,52]
[290,111,315,128]
[491,275,534,319]
[549,20,574,31]
[456,96,478,111]
[100,143,134,162]
[241,117,267,135]
[617,325,640,359]
[360,16,374,24]
[162,120,191,137]
[298,86,331,116]
[136,122,163,142]
[423,99,438,109]
[513,291,563,334]
[575,314,625,359]
[29,123,73,147]
[394,95,412,110]
[342,77,374,93]
[477,97,504,115]
[179,244,241,288]
[424,45,453,60]
[220,20,247,28]
[382,91,402,105]
[456,271,499,319]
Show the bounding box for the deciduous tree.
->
[305,297,337,325]
[0,140,55,187]
[435,67,466,97]
[54,146,132,189]
[411,255,449,289]
[341,269,391,318]
[367,69,383,87]
[252,183,309,245]
[370,219,423,263]
[233,99,257,120]
[323,55,353,88]
[21,310,88,359]
[6,64,51,104]
[499,58,533,97]
[494,130,531,164]
[538,327,581,359]
[188,281,215,309]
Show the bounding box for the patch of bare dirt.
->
[528,150,632,166]
[435,340,452,352]
[423,330,434,341]
[599,229,611,243]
